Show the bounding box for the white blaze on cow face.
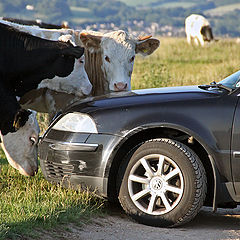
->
[101,31,135,92]
[80,30,160,95]
[0,111,39,176]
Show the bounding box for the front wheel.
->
[117,138,207,227]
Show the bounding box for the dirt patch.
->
[34,205,240,240]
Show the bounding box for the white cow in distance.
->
[185,14,214,46]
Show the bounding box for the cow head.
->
[201,26,214,42]
[1,110,40,176]
[79,30,160,95]
[38,55,92,97]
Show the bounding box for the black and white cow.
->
[1,110,40,176]
[185,14,214,46]
[0,22,84,175]
[0,22,83,132]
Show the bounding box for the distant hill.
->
[1,0,240,37]
[118,0,240,9]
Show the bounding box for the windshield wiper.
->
[199,82,233,93]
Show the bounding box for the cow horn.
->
[138,35,152,41]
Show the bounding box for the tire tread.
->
[118,138,207,227]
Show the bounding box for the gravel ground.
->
[36,205,240,240]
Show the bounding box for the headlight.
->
[52,113,98,133]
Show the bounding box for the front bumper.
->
[39,129,122,197]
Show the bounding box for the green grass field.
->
[132,37,240,89]
[1,37,240,239]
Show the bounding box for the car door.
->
[230,91,240,197]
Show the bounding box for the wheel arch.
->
[106,124,216,208]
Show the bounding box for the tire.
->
[117,138,207,227]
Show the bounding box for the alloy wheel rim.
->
[128,154,184,215]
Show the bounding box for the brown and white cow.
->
[19,30,160,116]
[185,14,214,46]
[78,30,160,95]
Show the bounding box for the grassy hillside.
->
[204,3,240,16]
[119,0,160,6]
[1,37,240,239]
[118,0,240,8]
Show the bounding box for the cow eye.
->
[105,56,110,63]
[30,137,37,145]
[130,56,135,62]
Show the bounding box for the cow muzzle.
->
[18,162,38,176]
[114,82,128,91]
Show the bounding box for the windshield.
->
[218,70,240,89]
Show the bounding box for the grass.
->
[132,37,240,89]
[1,37,240,239]
[0,156,104,239]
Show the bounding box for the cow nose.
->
[29,164,38,176]
[114,82,128,91]
[19,164,38,176]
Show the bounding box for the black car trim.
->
[44,138,98,151]
[69,175,108,197]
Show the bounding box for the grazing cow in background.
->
[185,14,214,46]
[1,111,39,176]
[0,22,83,175]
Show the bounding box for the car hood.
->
[65,85,225,114]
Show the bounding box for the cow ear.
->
[80,32,102,52]
[136,38,160,56]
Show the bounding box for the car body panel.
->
[39,84,240,207]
